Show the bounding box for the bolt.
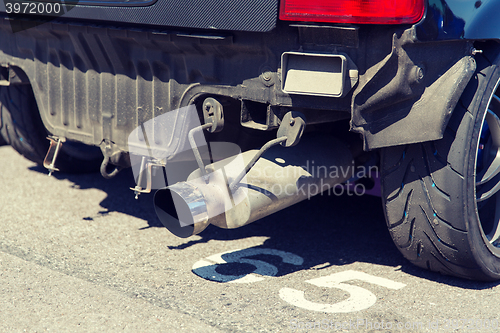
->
[415,66,424,82]
[262,71,272,81]
[471,48,483,56]
[289,118,295,126]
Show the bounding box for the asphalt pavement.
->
[0,145,498,332]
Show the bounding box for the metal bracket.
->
[43,136,66,176]
[277,111,306,147]
[188,123,213,182]
[229,136,287,191]
[188,97,225,184]
[203,97,224,133]
[130,97,224,198]
[130,156,166,199]
[229,111,306,190]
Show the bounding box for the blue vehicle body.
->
[417,0,500,41]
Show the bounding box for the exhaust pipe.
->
[154,135,354,238]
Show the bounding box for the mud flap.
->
[350,29,476,150]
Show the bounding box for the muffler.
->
[154,135,354,238]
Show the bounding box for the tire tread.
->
[381,42,500,280]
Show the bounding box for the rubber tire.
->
[0,84,102,173]
[381,42,500,281]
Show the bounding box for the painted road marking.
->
[192,248,303,283]
[280,270,406,313]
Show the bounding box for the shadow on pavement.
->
[27,163,500,290]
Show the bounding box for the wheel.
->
[381,42,500,281]
[0,84,102,173]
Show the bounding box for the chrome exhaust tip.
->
[153,182,210,238]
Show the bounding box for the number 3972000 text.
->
[5,2,62,15]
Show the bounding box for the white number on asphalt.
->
[192,248,304,283]
[279,270,406,313]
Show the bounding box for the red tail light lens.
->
[279,0,425,24]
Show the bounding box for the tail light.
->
[279,0,425,25]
